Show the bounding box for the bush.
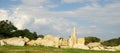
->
[101,37,120,46]
[85,36,100,45]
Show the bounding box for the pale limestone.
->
[35,38,42,45]
[77,38,85,45]
[69,26,77,48]
[3,37,25,46]
[54,37,60,47]
[41,39,54,46]
[44,34,54,41]
[87,42,101,49]
[115,45,120,50]
[61,39,68,46]
[0,40,5,46]
[39,35,55,46]
[91,47,101,50]
[23,37,29,43]
[76,44,89,49]
[27,40,36,46]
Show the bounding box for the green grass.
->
[0,46,120,53]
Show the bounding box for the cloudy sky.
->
[0,0,120,40]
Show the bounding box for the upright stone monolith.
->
[69,26,77,48]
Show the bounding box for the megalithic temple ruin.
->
[69,26,77,48]
[0,26,118,51]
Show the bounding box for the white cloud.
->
[10,0,17,1]
[61,0,99,5]
[0,9,9,20]
[21,0,49,5]
[61,0,86,3]
[34,18,49,25]
[0,0,120,39]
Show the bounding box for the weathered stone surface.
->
[3,37,25,46]
[69,27,77,48]
[104,49,116,51]
[41,35,55,46]
[54,37,60,47]
[105,47,116,51]
[26,35,61,47]
[0,40,5,46]
[44,35,54,40]
[26,38,42,46]
[115,45,120,50]
[41,39,54,46]
[77,38,85,45]
[91,47,101,50]
[99,46,105,50]
[35,38,42,45]
[87,42,101,49]
[75,38,87,49]
[61,39,68,46]
[27,40,36,46]
[75,44,89,49]
[23,37,29,43]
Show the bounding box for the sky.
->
[0,0,120,40]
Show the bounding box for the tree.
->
[0,20,17,38]
[0,20,38,40]
[85,36,100,45]
[12,29,37,40]
[37,34,44,39]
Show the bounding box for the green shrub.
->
[0,20,38,40]
[85,36,100,45]
[101,37,120,46]
[0,20,17,38]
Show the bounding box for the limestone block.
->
[3,37,25,46]
[44,34,54,41]
[0,40,5,46]
[77,38,85,45]
[115,45,120,50]
[23,37,29,43]
[41,39,54,46]
[61,39,68,46]
[35,38,42,45]
[87,42,101,49]
[54,37,60,47]
[77,44,89,49]
[99,46,105,50]
[27,40,36,46]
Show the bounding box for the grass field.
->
[0,46,120,53]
